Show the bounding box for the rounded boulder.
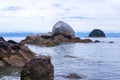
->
[52,21,75,39]
[89,29,106,37]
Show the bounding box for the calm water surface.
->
[0,37,120,80]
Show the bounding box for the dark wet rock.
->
[89,29,106,37]
[21,56,54,80]
[81,39,93,43]
[0,37,5,42]
[94,40,100,43]
[109,41,114,43]
[0,37,36,67]
[52,21,75,39]
[62,73,82,79]
[0,41,8,50]
[8,40,18,44]
[11,44,21,50]
[64,55,78,58]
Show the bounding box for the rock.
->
[11,44,21,50]
[0,37,36,67]
[0,41,8,50]
[81,39,93,43]
[21,56,54,80]
[41,32,53,39]
[64,55,78,58]
[94,40,100,43]
[52,21,75,39]
[53,35,68,43]
[0,66,21,79]
[8,40,18,44]
[62,73,81,79]
[0,61,6,67]
[0,37,5,42]
[89,29,106,37]
[109,41,114,43]
[21,34,93,47]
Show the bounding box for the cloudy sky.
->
[0,0,120,32]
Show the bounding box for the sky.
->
[0,0,120,32]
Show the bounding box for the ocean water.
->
[0,37,120,80]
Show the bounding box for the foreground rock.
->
[0,37,36,67]
[21,21,93,46]
[89,29,106,37]
[21,56,54,80]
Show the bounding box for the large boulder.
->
[89,29,106,37]
[52,21,75,39]
[0,37,36,67]
[21,56,54,80]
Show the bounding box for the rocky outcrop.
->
[0,37,36,67]
[89,29,106,37]
[21,21,93,46]
[52,21,75,39]
[21,56,54,80]
[21,34,93,47]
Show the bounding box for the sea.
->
[0,32,120,80]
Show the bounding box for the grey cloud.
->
[2,6,21,11]
[62,16,97,20]
[53,4,62,8]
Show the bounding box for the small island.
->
[88,29,106,37]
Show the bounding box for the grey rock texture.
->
[52,21,75,39]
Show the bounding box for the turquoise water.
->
[0,37,120,80]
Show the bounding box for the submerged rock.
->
[89,29,106,37]
[0,37,36,67]
[21,56,54,80]
[64,55,78,58]
[109,41,114,43]
[61,73,82,79]
[94,40,100,43]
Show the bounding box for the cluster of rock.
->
[21,21,93,46]
[0,37,36,67]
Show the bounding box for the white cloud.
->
[0,0,120,32]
